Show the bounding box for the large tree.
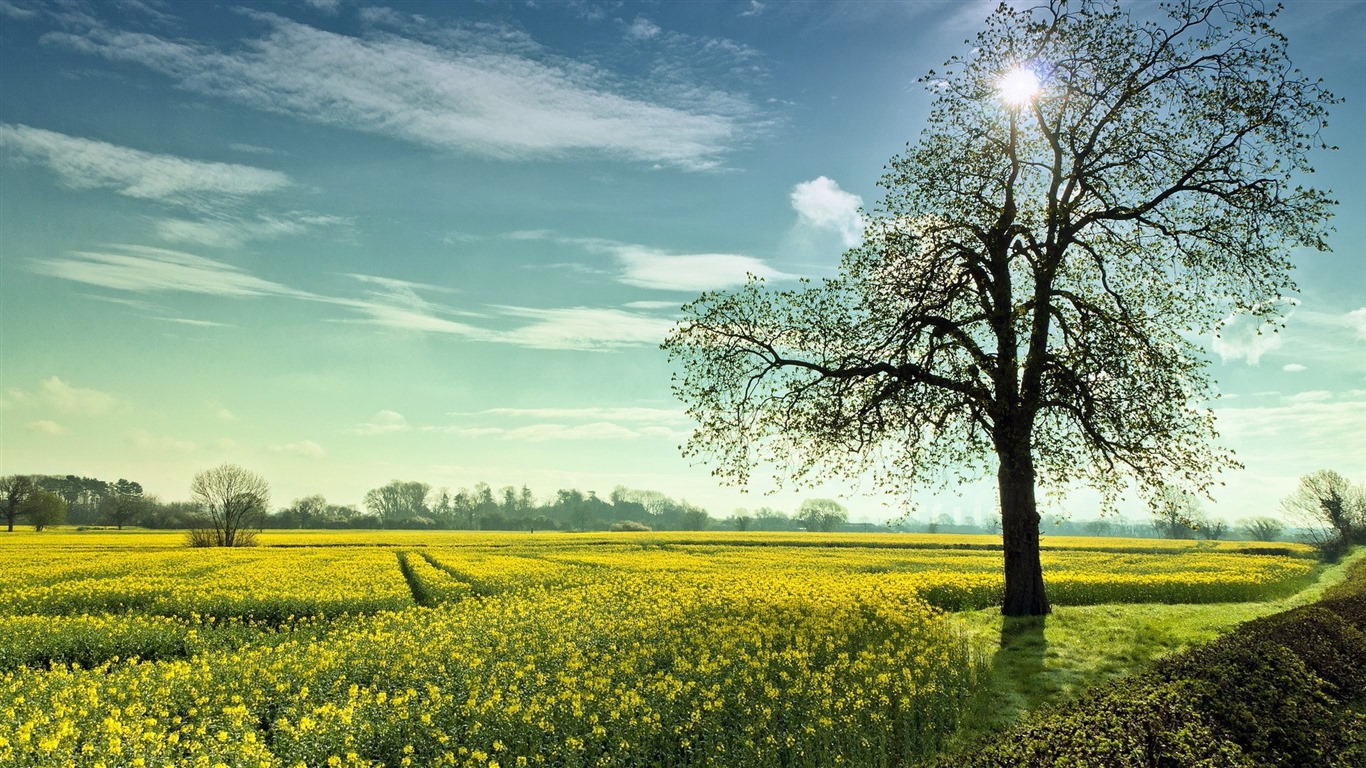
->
[189,463,270,547]
[665,0,1333,615]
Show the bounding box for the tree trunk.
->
[998,438,1050,617]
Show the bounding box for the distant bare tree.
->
[1281,469,1365,558]
[188,464,269,547]
[1151,487,1200,540]
[1239,516,1284,542]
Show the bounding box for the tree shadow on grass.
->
[958,616,1050,744]
[993,616,1049,707]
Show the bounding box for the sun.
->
[998,67,1041,106]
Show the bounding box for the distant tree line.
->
[3,468,1359,547]
[274,481,724,533]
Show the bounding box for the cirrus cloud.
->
[46,12,754,170]
[0,123,289,209]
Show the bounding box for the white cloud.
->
[627,17,662,40]
[354,409,410,435]
[40,377,117,414]
[495,306,677,351]
[610,244,792,291]
[32,244,312,298]
[269,440,326,458]
[4,376,118,415]
[1215,397,1366,481]
[791,176,864,247]
[0,123,289,209]
[1282,363,1307,372]
[1286,390,1333,404]
[49,13,752,170]
[434,405,690,443]
[1346,308,1366,340]
[27,419,66,435]
[1211,310,1287,365]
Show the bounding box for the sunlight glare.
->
[998,68,1041,106]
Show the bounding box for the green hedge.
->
[939,552,1366,768]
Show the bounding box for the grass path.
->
[946,547,1366,748]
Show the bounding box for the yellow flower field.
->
[0,529,1319,767]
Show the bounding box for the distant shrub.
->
[186,528,257,547]
[608,520,652,532]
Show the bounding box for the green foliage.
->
[1156,633,1344,766]
[796,498,849,532]
[18,489,65,531]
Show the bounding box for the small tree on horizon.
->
[188,463,269,547]
[796,499,849,533]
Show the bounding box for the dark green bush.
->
[1156,633,1343,767]
[1233,606,1366,701]
[940,677,1253,767]
[1320,592,1366,634]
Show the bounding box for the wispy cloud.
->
[269,440,326,458]
[31,244,313,298]
[47,11,754,170]
[494,306,677,350]
[509,231,793,291]
[1216,396,1366,474]
[27,419,66,435]
[155,212,348,248]
[3,376,117,415]
[34,244,679,351]
[128,428,196,453]
[461,406,688,423]
[432,422,648,442]
[0,123,289,209]
[431,404,690,443]
[353,409,410,436]
[610,245,793,291]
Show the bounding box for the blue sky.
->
[1,0,1362,524]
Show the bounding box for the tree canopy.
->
[665,0,1334,615]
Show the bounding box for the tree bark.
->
[998,437,1051,617]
